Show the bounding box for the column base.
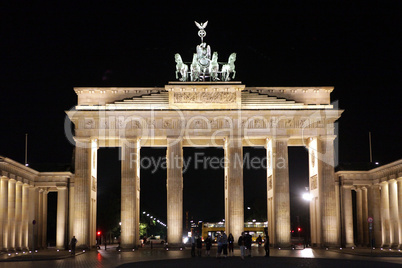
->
[166,243,184,250]
[120,244,138,250]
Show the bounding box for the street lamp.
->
[302,193,312,201]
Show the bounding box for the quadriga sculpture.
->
[190,53,201,81]
[221,53,236,81]
[175,53,188,81]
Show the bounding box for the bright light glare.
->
[302,193,312,201]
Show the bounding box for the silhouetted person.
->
[205,235,212,256]
[228,233,234,256]
[196,235,202,256]
[70,236,77,255]
[245,231,252,257]
[238,232,246,260]
[265,234,270,257]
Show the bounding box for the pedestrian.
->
[205,235,212,256]
[245,231,252,257]
[238,232,246,260]
[228,233,234,256]
[264,234,270,257]
[256,235,262,247]
[196,235,202,256]
[216,232,222,258]
[70,236,77,255]
[191,234,196,257]
[221,231,228,257]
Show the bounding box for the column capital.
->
[56,186,68,190]
[167,136,182,147]
[319,135,337,142]
[273,136,290,141]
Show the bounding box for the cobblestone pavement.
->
[0,245,401,268]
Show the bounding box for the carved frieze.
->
[311,174,318,190]
[173,92,236,103]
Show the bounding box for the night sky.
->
[1,2,401,233]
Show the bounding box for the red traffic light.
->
[297,227,301,232]
[97,231,101,236]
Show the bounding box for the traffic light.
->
[97,231,101,236]
[297,227,301,232]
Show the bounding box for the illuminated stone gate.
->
[66,82,342,248]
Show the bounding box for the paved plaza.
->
[0,245,401,268]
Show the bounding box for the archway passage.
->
[140,147,167,242]
[183,147,224,233]
[243,147,267,223]
[288,147,310,247]
[97,148,121,245]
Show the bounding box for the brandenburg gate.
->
[66,81,342,249]
[65,22,343,249]
[1,22,401,252]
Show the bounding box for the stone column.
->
[68,183,75,246]
[28,186,39,250]
[56,186,68,249]
[356,187,363,246]
[362,187,369,246]
[42,190,48,249]
[21,184,30,250]
[73,139,92,248]
[37,189,43,249]
[388,180,398,248]
[380,181,390,247]
[307,138,320,247]
[0,176,9,251]
[166,138,183,246]
[272,137,291,247]
[15,181,23,250]
[318,136,339,246]
[224,137,244,241]
[120,139,141,249]
[8,179,17,251]
[397,179,402,249]
[342,185,354,247]
[367,184,381,247]
[266,139,274,245]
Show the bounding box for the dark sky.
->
[1,1,401,227]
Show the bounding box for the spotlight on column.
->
[302,193,312,201]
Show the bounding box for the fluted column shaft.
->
[224,138,244,241]
[28,186,39,250]
[42,190,48,249]
[367,185,381,247]
[362,188,369,246]
[397,179,402,249]
[0,177,9,251]
[273,137,290,247]
[73,140,92,248]
[356,188,363,246]
[37,189,43,249]
[166,138,183,246]
[380,181,390,247]
[6,179,17,250]
[56,187,68,249]
[15,181,23,250]
[121,139,140,248]
[342,186,354,247]
[21,184,29,250]
[318,137,339,246]
[388,180,398,247]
